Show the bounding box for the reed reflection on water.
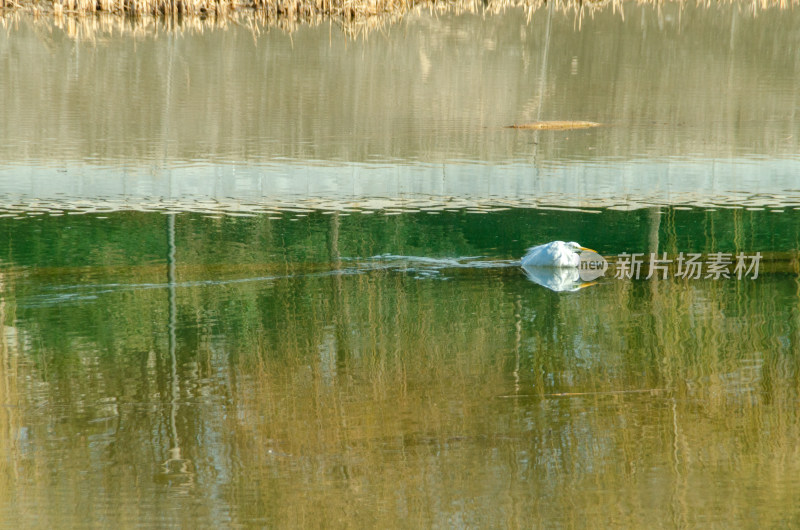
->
[2,1,800,220]
[0,207,799,526]
[2,2,800,166]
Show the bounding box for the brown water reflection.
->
[208,272,800,527]
[1,219,800,526]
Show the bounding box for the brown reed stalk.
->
[2,0,798,37]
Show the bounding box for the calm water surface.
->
[1,2,800,208]
[2,208,800,527]
[1,2,800,527]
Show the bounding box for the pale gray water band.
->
[2,157,800,212]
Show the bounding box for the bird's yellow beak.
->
[578,246,597,254]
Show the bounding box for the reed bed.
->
[2,0,797,39]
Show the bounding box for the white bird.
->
[521,265,585,292]
[521,241,596,267]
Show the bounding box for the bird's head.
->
[566,241,596,254]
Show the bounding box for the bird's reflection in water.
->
[521,265,597,292]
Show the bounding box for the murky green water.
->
[2,2,800,527]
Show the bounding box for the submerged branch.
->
[507,121,601,130]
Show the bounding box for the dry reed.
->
[1,0,798,38]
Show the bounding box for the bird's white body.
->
[521,265,584,291]
[521,241,590,267]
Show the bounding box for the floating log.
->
[507,121,601,130]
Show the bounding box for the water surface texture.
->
[1,2,800,527]
[1,3,800,209]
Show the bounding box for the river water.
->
[1,3,800,527]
